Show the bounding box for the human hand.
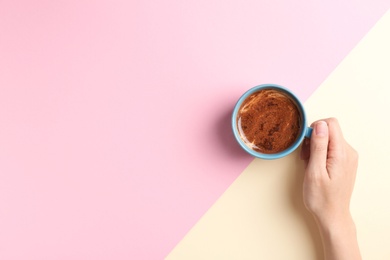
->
[300,118,361,260]
[300,118,358,226]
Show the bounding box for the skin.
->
[300,118,362,260]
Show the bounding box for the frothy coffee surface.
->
[237,89,301,154]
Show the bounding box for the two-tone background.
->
[1,1,389,259]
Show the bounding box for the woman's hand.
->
[300,118,361,260]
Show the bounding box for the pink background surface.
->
[0,1,388,259]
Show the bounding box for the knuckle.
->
[347,144,359,161]
[327,117,339,125]
[352,148,359,162]
[313,143,328,152]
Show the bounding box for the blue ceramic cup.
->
[232,84,312,160]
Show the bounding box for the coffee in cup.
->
[232,84,312,159]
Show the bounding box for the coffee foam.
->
[237,89,301,154]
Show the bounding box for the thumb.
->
[307,121,329,172]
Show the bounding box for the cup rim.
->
[231,84,308,159]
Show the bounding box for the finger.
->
[307,121,329,172]
[309,118,343,154]
[323,118,344,155]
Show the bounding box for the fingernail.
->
[315,121,328,136]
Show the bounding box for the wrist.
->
[313,209,352,228]
[314,211,361,260]
[315,211,356,238]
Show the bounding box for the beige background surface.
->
[167,10,390,260]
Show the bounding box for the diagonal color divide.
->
[167,10,390,259]
[0,1,389,259]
